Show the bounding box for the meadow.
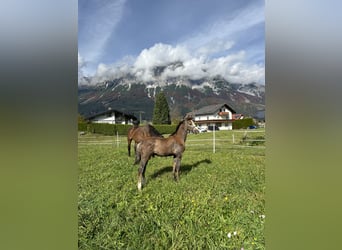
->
[78,130,265,249]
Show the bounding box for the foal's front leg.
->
[137,159,148,190]
[173,156,182,181]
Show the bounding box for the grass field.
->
[78,130,265,249]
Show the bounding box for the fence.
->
[78,129,265,152]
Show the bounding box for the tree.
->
[78,114,86,123]
[170,106,182,124]
[152,92,171,124]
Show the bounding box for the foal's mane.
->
[146,124,163,137]
[170,120,185,136]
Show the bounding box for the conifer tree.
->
[152,92,171,124]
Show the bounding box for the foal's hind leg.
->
[127,138,132,156]
[134,142,137,159]
[134,143,141,165]
[138,159,148,190]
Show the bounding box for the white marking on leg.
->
[137,180,142,190]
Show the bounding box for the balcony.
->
[218,111,229,116]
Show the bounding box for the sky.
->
[78,0,265,85]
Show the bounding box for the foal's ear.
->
[184,113,194,120]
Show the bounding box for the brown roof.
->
[232,114,244,119]
[192,103,236,116]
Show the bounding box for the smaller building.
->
[191,103,237,130]
[254,109,265,128]
[85,109,137,125]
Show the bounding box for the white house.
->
[85,109,137,125]
[191,103,237,130]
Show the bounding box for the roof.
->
[232,114,244,120]
[85,109,137,121]
[192,103,236,116]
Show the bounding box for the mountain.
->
[78,64,265,121]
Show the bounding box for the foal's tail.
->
[134,142,142,165]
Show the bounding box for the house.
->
[190,103,237,130]
[85,108,137,125]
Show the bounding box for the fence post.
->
[232,133,235,144]
[116,131,119,147]
[213,124,216,153]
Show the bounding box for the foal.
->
[127,121,163,158]
[135,116,199,190]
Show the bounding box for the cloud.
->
[89,43,264,85]
[196,39,235,56]
[78,0,126,63]
[89,56,134,84]
[134,43,190,69]
[180,1,264,53]
[78,53,87,84]
[78,53,86,70]
[79,1,264,85]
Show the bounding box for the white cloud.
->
[132,43,191,82]
[78,0,126,63]
[78,53,87,84]
[78,53,85,69]
[196,39,235,56]
[86,42,264,85]
[79,1,264,85]
[91,63,129,84]
[179,2,264,59]
[163,57,207,80]
[134,43,190,70]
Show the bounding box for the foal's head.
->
[183,115,199,134]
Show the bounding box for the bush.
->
[78,123,179,136]
[151,124,178,135]
[115,124,131,135]
[93,123,116,135]
[78,123,132,136]
[233,118,255,130]
[78,123,88,131]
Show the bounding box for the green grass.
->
[78,130,265,249]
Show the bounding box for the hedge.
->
[79,120,256,134]
[78,123,178,136]
[232,118,255,130]
[78,123,88,131]
[151,124,178,135]
[78,123,130,135]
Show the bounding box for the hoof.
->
[137,177,146,190]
